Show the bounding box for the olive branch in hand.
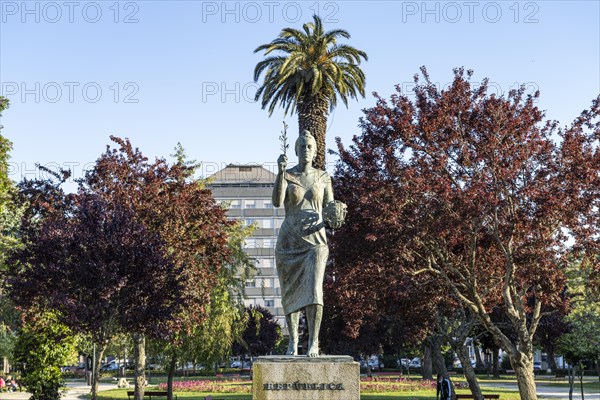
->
[279,121,289,155]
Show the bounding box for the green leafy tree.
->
[143,144,255,398]
[233,306,282,360]
[254,15,368,169]
[0,97,21,367]
[557,260,600,399]
[558,313,600,400]
[11,138,236,400]
[0,97,13,207]
[14,311,77,400]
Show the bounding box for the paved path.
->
[2,377,599,399]
[0,380,115,400]
[482,380,600,399]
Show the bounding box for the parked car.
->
[230,360,242,368]
[533,361,542,370]
[398,358,410,368]
[453,359,476,369]
[408,358,421,369]
[367,357,383,371]
[100,361,119,372]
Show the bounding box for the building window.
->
[246,279,256,288]
[265,299,274,307]
[230,200,241,209]
[245,200,256,209]
[261,278,273,288]
[263,238,275,248]
[263,201,273,209]
[244,238,256,248]
[261,219,274,229]
[245,218,257,227]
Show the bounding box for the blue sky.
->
[1,0,599,188]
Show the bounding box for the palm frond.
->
[253,14,368,119]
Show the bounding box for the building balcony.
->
[226,209,243,217]
[246,248,275,257]
[244,209,277,217]
[256,268,278,277]
[244,287,278,296]
[253,228,277,237]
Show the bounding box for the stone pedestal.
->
[252,355,360,400]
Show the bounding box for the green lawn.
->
[93,375,523,400]
[96,390,522,400]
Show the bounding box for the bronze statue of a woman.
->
[272,130,346,357]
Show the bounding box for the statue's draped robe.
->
[275,168,330,314]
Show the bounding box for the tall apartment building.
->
[207,164,287,330]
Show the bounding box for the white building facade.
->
[208,164,287,330]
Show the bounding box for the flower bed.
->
[158,378,251,394]
[158,377,468,394]
[360,377,469,393]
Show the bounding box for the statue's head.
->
[295,130,317,163]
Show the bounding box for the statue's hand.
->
[277,154,288,174]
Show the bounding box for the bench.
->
[456,395,500,399]
[371,371,402,378]
[127,391,177,400]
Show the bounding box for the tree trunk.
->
[91,344,107,400]
[473,344,484,369]
[457,343,483,400]
[167,351,177,400]
[568,364,574,400]
[133,334,146,400]
[578,364,584,400]
[297,95,329,170]
[423,340,434,379]
[363,354,372,378]
[492,348,500,378]
[432,337,449,377]
[547,349,557,372]
[510,355,537,400]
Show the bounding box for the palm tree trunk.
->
[298,95,329,170]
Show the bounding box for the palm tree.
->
[254,15,368,170]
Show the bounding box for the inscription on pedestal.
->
[252,356,360,400]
